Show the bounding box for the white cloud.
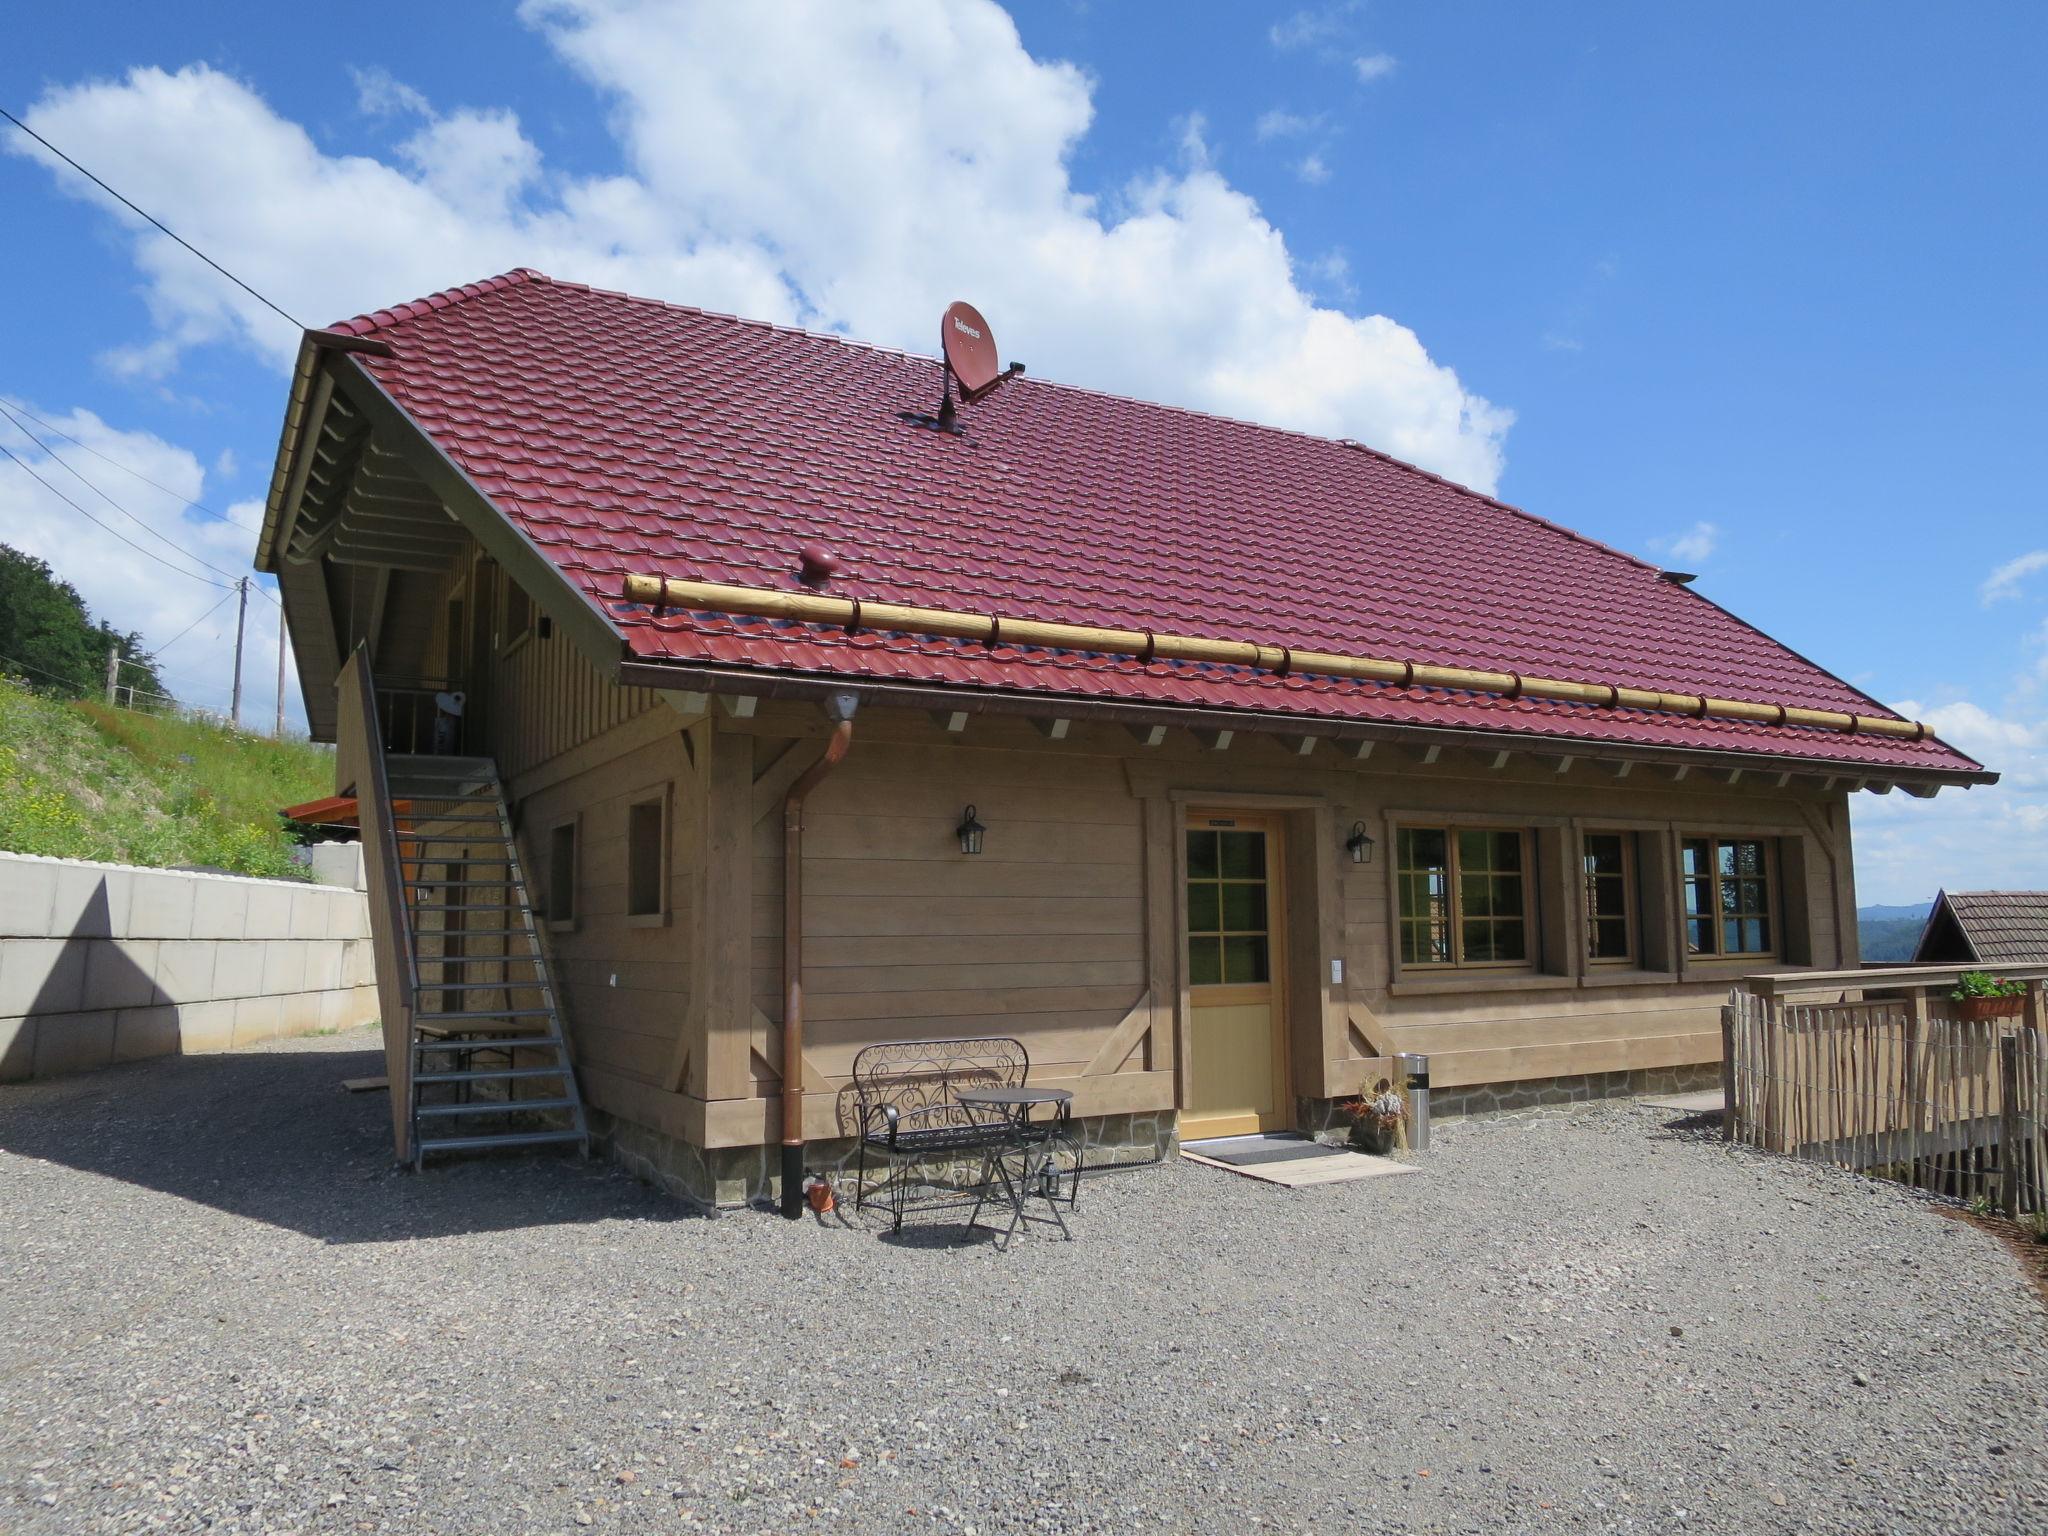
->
[1541,331,1584,353]
[1269,5,1357,51]
[1652,520,1719,567]
[1353,53,1398,82]
[8,3,1512,492]
[1297,153,1331,185]
[0,402,300,730]
[1981,548,2048,605]
[1853,698,2048,905]
[1255,108,1318,142]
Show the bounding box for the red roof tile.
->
[330,271,1982,778]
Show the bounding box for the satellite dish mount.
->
[928,300,1024,432]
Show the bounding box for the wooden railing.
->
[1725,965,2048,1215]
[338,646,419,1163]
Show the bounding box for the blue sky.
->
[1,1,2042,902]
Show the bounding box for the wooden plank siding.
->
[413,550,1864,1148]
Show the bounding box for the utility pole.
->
[105,645,120,705]
[229,575,249,729]
[274,599,287,737]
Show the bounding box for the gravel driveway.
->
[2,1025,2044,1535]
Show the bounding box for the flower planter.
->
[1349,1121,1396,1156]
[1953,995,2025,1023]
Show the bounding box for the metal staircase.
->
[384,754,590,1169]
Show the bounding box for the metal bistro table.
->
[956,1085,1076,1247]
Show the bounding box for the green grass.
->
[0,678,335,879]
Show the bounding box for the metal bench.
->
[850,1036,1044,1233]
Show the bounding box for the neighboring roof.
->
[1915,891,2048,966]
[319,269,1984,778]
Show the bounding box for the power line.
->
[150,588,238,655]
[0,401,248,584]
[0,396,261,534]
[1,104,304,331]
[0,440,235,590]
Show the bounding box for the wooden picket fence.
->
[1723,988,2048,1216]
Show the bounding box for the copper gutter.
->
[619,573,1935,744]
[780,695,859,1218]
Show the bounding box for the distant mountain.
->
[1858,900,1933,963]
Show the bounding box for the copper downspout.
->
[781,695,859,1217]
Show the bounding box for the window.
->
[1397,826,1531,968]
[1582,832,1637,964]
[501,571,533,653]
[1186,826,1271,986]
[1681,837,1774,957]
[626,795,666,918]
[547,820,578,929]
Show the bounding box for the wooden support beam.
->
[1607,759,1635,779]
[1191,727,1234,751]
[1901,783,1940,800]
[1867,781,1894,796]
[720,694,759,719]
[1278,735,1318,757]
[931,709,969,734]
[1666,764,1691,783]
[1346,738,1376,761]
[1484,750,1513,771]
[1407,743,1441,766]
[1723,767,1744,786]
[1126,722,1168,748]
[1032,716,1072,741]
[1553,755,1573,774]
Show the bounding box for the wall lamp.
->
[1345,820,1375,865]
[956,804,987,856]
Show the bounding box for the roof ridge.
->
[327,268,550,338]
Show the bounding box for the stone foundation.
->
[593,1107,1176,1209]
[1296,1063,1719,1145]
[1423,1062,1720,1122]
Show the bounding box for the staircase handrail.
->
[337,644,420,1162]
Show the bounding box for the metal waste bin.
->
[1395,1051,1431,1152]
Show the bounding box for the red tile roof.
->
[328,269,1983,778]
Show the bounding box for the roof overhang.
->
[616,656,1996,794]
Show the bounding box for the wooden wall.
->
[356,529,1867,1149]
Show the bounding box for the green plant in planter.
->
[1951,971,2027,1001]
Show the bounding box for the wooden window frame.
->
[1581,830,1639,967]
[498,568,534,658]
[1184,818,1279,991]
[625,786,670,926]
[1394,823,1538,972]
[1679,833,1779,961]
[545,815,579,933]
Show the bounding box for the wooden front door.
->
[1182,812,1289,1139]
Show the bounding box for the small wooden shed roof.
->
[1914,890,2048,966]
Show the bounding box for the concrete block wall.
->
[0,851,379,1082]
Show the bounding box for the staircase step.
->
[417,980,542,991]
[419,1011,557,1024]
[415,1066,567,1085]
[411,857,515,866]
[411,1040,557,1056]
[416,1096,579,1118]
[413,928,539,941]
[415,1129,586,1156]
[404,878,519,888]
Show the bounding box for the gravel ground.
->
[2,1026,2044,1536]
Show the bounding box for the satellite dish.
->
[941,301,1002,400]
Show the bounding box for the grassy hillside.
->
[0,678,334,879]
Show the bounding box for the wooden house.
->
[256,269,1992,1207]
